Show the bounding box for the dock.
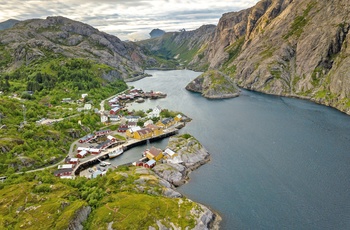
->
[73,128,179,176]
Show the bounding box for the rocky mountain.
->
[139,24,216,71]
[149,28,165,38]
[0,16,157,79]
[143,0,350,114]
[0,19,20,31]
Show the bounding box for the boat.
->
[135,98,145,103]
[108,148,124,159]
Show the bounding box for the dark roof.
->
[137,128,152,135]
[54,168,73,175]
[148,146,162,157]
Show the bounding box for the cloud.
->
[0,0,260,40]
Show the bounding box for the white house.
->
[144,119,154,127]
[101,114,108,123]
[164,148,177,158]
[148,105,162,118]
[84,103,92,110]
[82,93,88,99]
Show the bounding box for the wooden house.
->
[77,150,89,158]
[144,159,156,168]
[117,124,129,132]
[95,129,111,137]
[146,124,163,136]
[134,128,152,140]
[79,133,95,143]
[164,148,177,158]
[174,114,183,122]
[54,168,73,177]
[110,106,121,115]
[145,146,163,161]
[156,118,175,129]
[126,126,141,138]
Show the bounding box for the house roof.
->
[148,146,162,157]
[161,118,174,125]
[54,168,73,175]
[145,159,156,166]
[137,128,152,135]
[78,150,88,156]
[146,124,160,130]
[164,148,176,156]
[128,126,141,133]
[110,107,121,112]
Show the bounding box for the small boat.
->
[108,148,124,159]
[135,98,145,103]
[100,161,111,167]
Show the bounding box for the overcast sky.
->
[0,0,260,40]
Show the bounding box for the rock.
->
[66,206,91,230]
[185,69,240,99]
[149,29,165,38]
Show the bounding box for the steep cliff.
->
[0,16,157,79]
[144,0,350,114]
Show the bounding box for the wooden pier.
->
[73,128,179,176]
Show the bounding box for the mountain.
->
[143,0,350,115]
[149,28,165,38]
[0,16,157,79]
[139,24,216,71]
[0,19,20,31]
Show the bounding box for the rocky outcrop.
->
[153,134,210,187]
[66,206,91,230]
[0,16,157,79]
[186,69,240,99]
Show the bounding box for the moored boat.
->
[108,148,124,159]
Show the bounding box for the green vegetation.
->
[0,167,204,230]
[160,109,182,118]
[283,1,317,39]
[222,37,245,76]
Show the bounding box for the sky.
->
[0,0,260,41]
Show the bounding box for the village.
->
[53,88,190,180]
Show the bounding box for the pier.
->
[73,128,179,176]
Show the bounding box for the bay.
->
[118,69,350,230]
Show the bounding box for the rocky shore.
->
[186,69,240,99]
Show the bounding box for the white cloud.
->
[0,0,260,40]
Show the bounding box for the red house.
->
[79,134,95,143]
[110,107,121,115]
[117,124,128,132]
[77,150,89,158]
[95,129,111,137]
[54,168,73,177]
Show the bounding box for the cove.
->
[123,69,350,230]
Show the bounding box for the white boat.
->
[108,148,124,159]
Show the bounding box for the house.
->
[125,116,141,122]
[65,157,79,165]
[144,159,156,168]
[164,148,177,158]
[109,115,120,122]
[88,148,101,154]
[107,135,116,141]
[91,170,107,179]
[117,124,129,132]
[58,164,75,169]
[101,114,108,123]
[146,124,163,136]
[77,150,89,158]
[77,147,89,153]
[110,106,121,115]
[174,114,183,122]
[81,93,88,99]
[126,126,141,138]
[148,105,162,118]
[79,134,95,143]
[144,146,163,161]
[135,161,144,167]
[156,118,175,129]
[134,128,153,140]
[95,129,111,137]
[54,168,73,177]
[128,121,137,127]
[144,119,154,127]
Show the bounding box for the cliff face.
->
[209,0,350,113]
[0,16,156,79]
[144,0,350,113]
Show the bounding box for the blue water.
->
[120,69,350,229]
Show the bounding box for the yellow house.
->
[156,118,175,129]
[145,146,163,161]
[134,128,153,140]
[174,114,182,122]
[146,124,164,136]
[126,126,141,138]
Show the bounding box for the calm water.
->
[117,70,350,229]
